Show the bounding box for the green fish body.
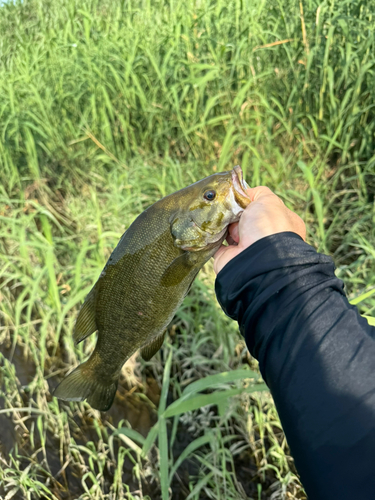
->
[54,166,250,410]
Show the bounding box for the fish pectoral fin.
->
[160,252,198,287]
[73,287,98,344]
[141,331,166,361]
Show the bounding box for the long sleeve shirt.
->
[215,232,375,500]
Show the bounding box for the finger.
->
[214,244,226,261]
[213,245,227,274]
[226,234,238,246]
[227,222,239,243]
[213,244,241,274]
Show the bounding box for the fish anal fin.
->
[54,362,118,411]
[73,287,98,344]
[141,331,166,361]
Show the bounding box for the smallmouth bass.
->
[54,166,250,410]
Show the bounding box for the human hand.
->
[214,186,306,274]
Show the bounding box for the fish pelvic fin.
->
[141,330,166,361]
[54,362,118,411]
[73,287,98,344]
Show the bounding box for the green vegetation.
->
[0,0,374,498]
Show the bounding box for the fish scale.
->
[54,167,250,410]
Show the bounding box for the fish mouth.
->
[231,165,251,209]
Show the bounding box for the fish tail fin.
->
[54,362,118,411]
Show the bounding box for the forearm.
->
[216,232,375,500]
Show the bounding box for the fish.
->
[54,166,250,411]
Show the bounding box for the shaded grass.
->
[0,0,375,498]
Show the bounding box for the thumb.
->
[245,186,275,202]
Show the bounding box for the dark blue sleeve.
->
[215,232,375,500]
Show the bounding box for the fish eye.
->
[203,190,216,201]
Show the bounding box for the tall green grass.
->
[1,0,374,187]
[1,0,375,498]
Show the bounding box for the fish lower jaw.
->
[204,226,229,246]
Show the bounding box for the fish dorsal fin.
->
[73,287,98,344]
[141,331,166,361]
[160,252,199,287]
